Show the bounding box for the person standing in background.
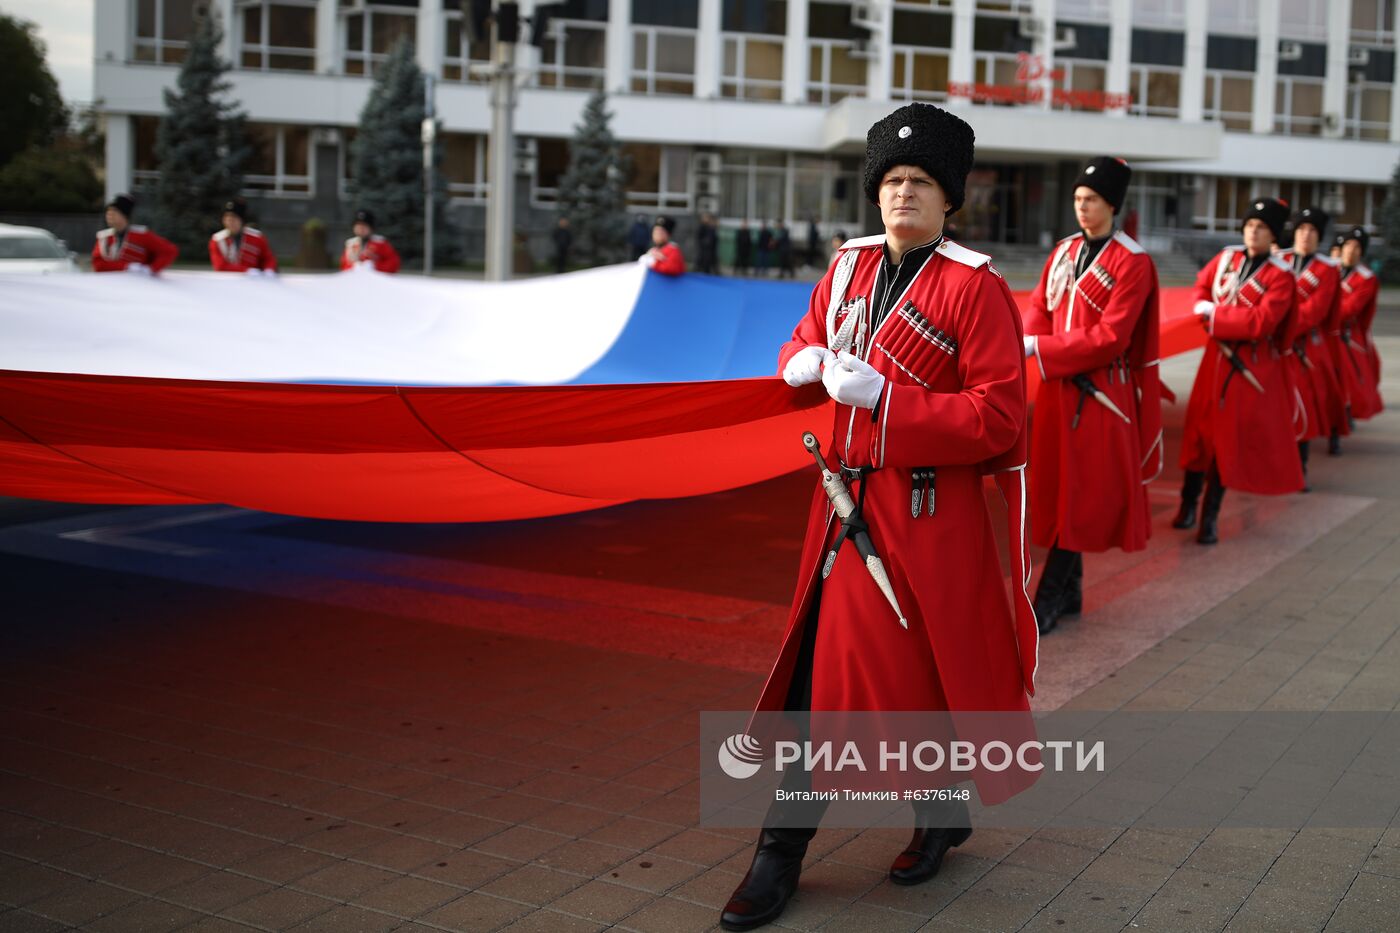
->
[91,194,178,275]
[209,198,278,274]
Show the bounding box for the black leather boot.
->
[1328,428,1341,456]
[1196,469,1225,545]
[721,827,815,930]
[889,798,972,885]
[1062,551,1083,616]
[1032,546,1077,635]
[1298,440,1310,492]
[1172,470,1205,529]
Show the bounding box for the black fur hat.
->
[1072,157,1131,213]
[222,197,247,221]
[862,103,975,213]
[1291,206,1329,239]
[1243,197,1289,244]
[1342,225,1369,254]
[354,209,375,228]
[653,215,675,233]
[107,193,136,218]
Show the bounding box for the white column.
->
[517,0,543,78]
[1032,0,1055,110]
[1180,0,1207,122]
[417,0,443,79]
[316,0,337,73]
[864,1,892,104]
[214,0,235,63]
[105,114,133,202]
[1105,0,1131,117]
[783,0,809,104]
[606,0,631,93]
[695,0,721,99]
[948,0,975,106]
[1252,0,1280,134]
[1323,0,1351,139]
[94,0,129,66]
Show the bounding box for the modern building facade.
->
[95,0,1400,264]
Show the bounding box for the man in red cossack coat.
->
[721,103,1037,931]
[1277,207,1343,487]
[1022,156,1162,634]
[641,214,686,276]
[1174,198,1304,544]
[1334,226,1384,426]
[340,209,401,273]
[208,198,278,274]
[91,194,178,275]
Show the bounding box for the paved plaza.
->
[1,315,1398,932]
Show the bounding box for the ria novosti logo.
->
[717,733,765,779]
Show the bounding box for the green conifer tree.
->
[350,38,457,268]
[152,5,250,256]
[1375,158,1400,283]
[557,90,630,265]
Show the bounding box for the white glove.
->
[1193,300,1214,316]
[245,268,263,277]
[126,262,151,276]
[782,345,835,387]
[822,350,886,410]
[1023,335,1037,358]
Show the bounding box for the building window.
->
[721,150,787,222]
[722,0,786,35]
[1274,76,1325,135]
[1129,66,1181,118]
[443,133,488,202]
[1207,0,1259,36]
[443,9,491,82]
[1352,0,1397,46]
[1053,59,1107,111]
[130,116,162,192]
[1203,71,1254,131]
[623,144,691,210]
[722,35,784,100]
[793,155,860,225]
[530,138,570,206]
[1055,0,1111,18]
[238,1,316,72]
[1346,82,1392,139]
[631,27,697,95]
[538,19,608,89]
[343,6,417,76]
[892,46,950,102]
[807,39,867,105]
[245,123,312,196]
[1278,0,1327,40]
[1193,175,1257,232]
[133,0,207,64]
[1131,0,1186,30]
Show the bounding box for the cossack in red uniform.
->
[341,234,401,273]
[1280,244,1344,443]
[1025,232,1160,555]
[1335,226,1383,420]
[642,215,686,276]
[1177,197,1304,544]
[209,228,277,272]
[91,194,178,274]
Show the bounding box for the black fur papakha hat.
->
[1291,206,1329,239]
[1073,157,1131,213]
[863,103,975,213]
[1243,197,1289,244]
[107,193,136,218]
[222,197,247,220]
[653,215,675,233]
[1342,225,1369,254]
[354,209,375,227]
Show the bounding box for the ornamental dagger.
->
[1069,374,1131,427]
[1216,341,1266,394]
[802,432,908,630]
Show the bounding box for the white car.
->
[0,223,79,274]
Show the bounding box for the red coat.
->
[209,227,278,272]
[755,234,1036,723]
[1336,264,1384,419]
[1024,231,1161,554]
[1279,250,1343,440]
[1181,247,1304,495]
[340,235,401,273]
[645,242,686,276]
[91,226,178,273]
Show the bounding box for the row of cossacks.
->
[1019,158,1384,635]
[91,195,402,275]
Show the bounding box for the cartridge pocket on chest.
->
[874,301,957,388]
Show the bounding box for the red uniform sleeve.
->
[777,262,837,374]
[1022,250,1056,338]
[91,238,124,272]
[1211,267,1294,342]
[209,236,239,272]
[372,240,401,274]
[1193,253,1219,304]
[1034,252,1154,381]
[653,243,686,276]
[339,246,354,271]
[871,268,1026,467]
[260,237,278,272]
[1297,264,1337,331]
[136,230,177,273]
[1339,272,1376,325]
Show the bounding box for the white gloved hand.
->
[782,345,835,387]
[822,350,886,410]
[125,262,151,276]
[1192,300,1214,316]
[1023,335,1037,358]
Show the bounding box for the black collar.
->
[874,235,943,330]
